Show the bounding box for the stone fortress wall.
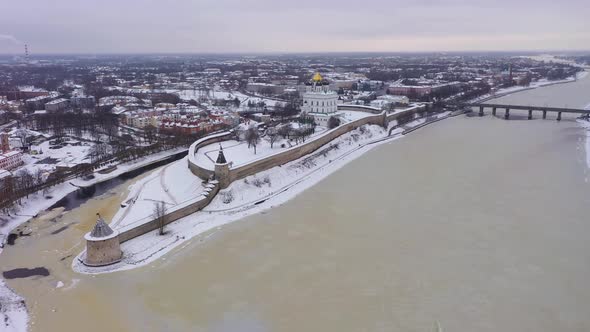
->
[117,179,220,243]
[227,112,387,185]
[83,104,428,267]
[83,179,219,266]
[188,103,428,188]
[187,132,234,180]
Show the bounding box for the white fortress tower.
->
[302,72,338,125]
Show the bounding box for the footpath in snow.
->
[72,112,452,275]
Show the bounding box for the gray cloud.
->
[0,0,588,53]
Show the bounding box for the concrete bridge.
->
[449,102,590,120]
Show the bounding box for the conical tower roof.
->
[215,144,227,164]
[90,213,115,238]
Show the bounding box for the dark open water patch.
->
[2,267,50,279]
[49,150,187,212]
[50,225,70,235]
[6,233,17,245]
[6,230,31,245]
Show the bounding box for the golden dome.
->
[312,72,323,82]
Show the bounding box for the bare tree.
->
[278,123,292,139]
[244,126,260,154]
[267,127,280,148]
[153,200,167,235]
[15,169,34,198]
[34,168,45,186]
[15,128,29,149]
[143,125,157,144]
[328,116,341,129]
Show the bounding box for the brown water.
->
[2,74,590,332]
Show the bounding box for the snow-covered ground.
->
[470,71,588,103]
[0,146,190,332]
[337,110,374,123]
[69,147,187,187]
[175,88,282,107]
[72,111,454,275]
[21,138,94,175]
[194,127,328,170]
[521,54,583,67]
[0,279,27,332]
[109,156,205,230]
[0,146,189,250]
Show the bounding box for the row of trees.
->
[0,127,204,212]
[23,111,119,143]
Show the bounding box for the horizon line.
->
[1,49,589,57]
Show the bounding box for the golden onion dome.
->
[312,72,323,82]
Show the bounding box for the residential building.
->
[0,150,23,170]
[45,98,70,112]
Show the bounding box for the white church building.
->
[301,72,339,126]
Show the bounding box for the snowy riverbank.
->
[470,70,588,103]
[0,279,27,332]
[0,146,186,332]
[72,112,452,275]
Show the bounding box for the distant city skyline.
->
[1,0,589,54]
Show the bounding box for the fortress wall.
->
[337,104,382,114]
[187,132,234,179]
[228,112,386,184]
[386,104,427,122]
[88,106,426,262]
[118,181,220,243]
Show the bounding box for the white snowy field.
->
[21,139,93,174]
[109,156,205,230]
[73,112,454,275]
[194,127,328,170]
[0,279,27,332]
[175,88,282,107]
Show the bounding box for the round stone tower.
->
[83,213,122,267]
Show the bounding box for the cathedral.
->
[301,72,339,125]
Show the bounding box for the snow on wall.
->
[187,106,428,190]
[187,131,233,179]
[187,112,387,188]
[117,180,219,243]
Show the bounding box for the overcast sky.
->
[0,0,588,54]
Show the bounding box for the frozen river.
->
[2,73,590,331]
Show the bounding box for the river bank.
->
[72,111,452,275]
[2,68,590,332]
[0,146,187,332]
[470,70,588,103]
